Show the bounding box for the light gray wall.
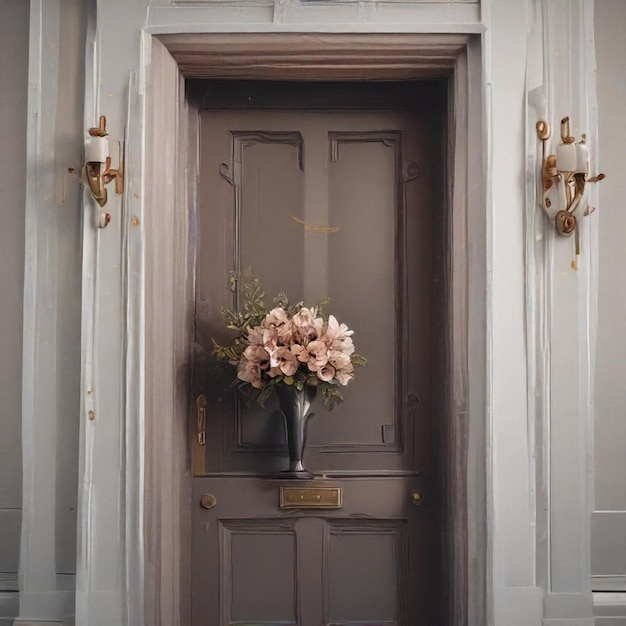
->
[0,0,618,623]
[0,6,85,623]
[52,0,86,577]
[0,0,29,595]
[592,0,626,587]
[11,1,86,619]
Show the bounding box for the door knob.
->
[200,494,217,509]
[410,492,423,506]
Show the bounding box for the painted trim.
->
[21,0,57,594]
[524,0,598,623]
[595,592,626,620]
[75,2,147,625]
[0,593,18,623]
[19,0,87,622]
[146,4,484,34]
[19,2,81,622]
[594,579,626,593]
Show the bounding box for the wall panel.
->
[0,0,29,601]
[592,0,626,595]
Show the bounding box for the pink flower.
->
[305,340,329,372]
[290,344,310,363]
[263,307,289,328]
[263,327,279,352]
[247,325,265,346]
[335,362,354,386]
[292,307,324,343]
[324,315,354,354]
[328,349,351,370]
[317,363,336,382]
[270,347,298,376]
[243,345,271,370]
[237,361,262,388]
[262,307,294,346]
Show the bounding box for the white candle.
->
[85,136,109,163]
[576,141,589,174]
[556,142,576,172]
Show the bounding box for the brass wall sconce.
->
[84,115,124,227]
[536,117,604,254]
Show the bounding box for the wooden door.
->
[191,83,444,626]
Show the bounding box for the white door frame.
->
[140,32,487,626]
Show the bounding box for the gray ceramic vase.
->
[276,385,316,479]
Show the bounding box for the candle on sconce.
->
[576,135,589,174]
[85,135,109,164]
[556,140,576,172]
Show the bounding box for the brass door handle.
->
[196,395,207,445]
[410,492,423,506]
[200,494,216,509]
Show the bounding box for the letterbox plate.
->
[279,487,342,509]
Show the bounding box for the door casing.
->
[143,33,486,626]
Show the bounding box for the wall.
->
[592,0,626,605]
[14,1,86,624]
[0,1,29,623]
[8,0,614,625]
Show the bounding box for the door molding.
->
[143,33,486,626]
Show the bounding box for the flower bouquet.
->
[213,277,365,477]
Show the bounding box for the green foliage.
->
[321,384,344,411]
[350,353,367,367]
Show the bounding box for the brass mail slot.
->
[279,487,342,509]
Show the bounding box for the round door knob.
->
[410,492,423,506]
[200,493,217,509]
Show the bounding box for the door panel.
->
[193,98,442,625]
[325,519,407,624]
[197,111,436,474]
[223,520,298,624]
[192,476,429,626]
[323,134,398,450]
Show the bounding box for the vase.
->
[276,385,316,479]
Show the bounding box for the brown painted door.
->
[191,89,444,626]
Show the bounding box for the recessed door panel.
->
[312,133,399,452]
[325,520,407,625]
[222,521,298,625]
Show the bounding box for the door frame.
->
[143,33,486,625]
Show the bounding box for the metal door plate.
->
[279,486,342,509]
